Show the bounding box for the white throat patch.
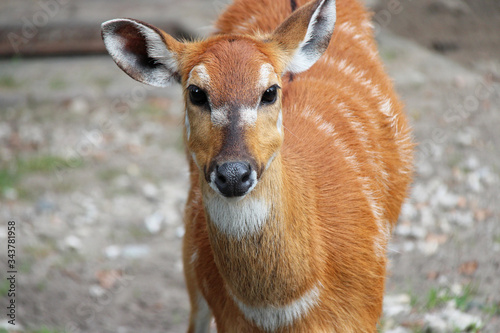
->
[204,194,270,239]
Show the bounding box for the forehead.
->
[188,38,277,106]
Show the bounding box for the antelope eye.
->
[188,85,208,106]
[261,85,279,105]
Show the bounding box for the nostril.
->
[241,169,251,183]
[241,173,250,183]
[217,174,227,184]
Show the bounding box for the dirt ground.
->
[1,0,499,332]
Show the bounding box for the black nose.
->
[214,162,253,197]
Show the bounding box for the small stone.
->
[142,182,159,200]
[465,156,480,170]
[411,184,426,204]
[104,245,121,259]
[432,184,459,208]
[384,294,412,317]
[69,97,89,114]
[447,210,474,227]
[64,235,82,251]
[89,284,106,298]
[420,206,435,227]
[144,210,164,234]
[395,223,411,237]
[418,240,439,255]
[442,306,482,331]
[467,172,482,192]
[417,159,433,178]
[401,201,417,221]
[121,244,150,259]
[424,313,448,332]
[403,241,416,252]
[450,283,462,296]
[455,131,474,146]
[176,226,185,238]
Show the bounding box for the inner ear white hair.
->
[272,0,337,74]
[101,18,183,87]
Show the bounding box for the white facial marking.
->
[191,152,201,170]
[265,152,278,171]
[188,64,211,87]
[204,190,268,240]
[258,63,274,89]
[211,106,230,127]
[194,292,212,333]
[185,111,191,140]
[231,283,322,331]
[239,106,258,126]
[277,110,283,135]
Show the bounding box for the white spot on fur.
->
[188,64,211,88]
[204,192,269,239]
[211,106,230,126]
[233,15,257,32]
[336,21,378,59]
[265,152,278,171]
[194,292,212,333]
[239,106,258,126]
[185,110,191,140]
[231,282,322,331]
[190,250,198,264]
[258,63,274,89]
[191,152,201,170]
[277,110,283,135]
[379,97,393,117]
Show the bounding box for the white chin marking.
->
[231,283,322,331]
[204,186,268,239]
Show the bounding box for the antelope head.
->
[101,0,336,200]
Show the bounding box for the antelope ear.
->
[271,0,336,74]
[101,18,185,87]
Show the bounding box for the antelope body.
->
[102,0,413,331]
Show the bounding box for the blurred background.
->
[0,0,499,332]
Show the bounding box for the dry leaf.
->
[459,260,478,276]
[96,269,123,289]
